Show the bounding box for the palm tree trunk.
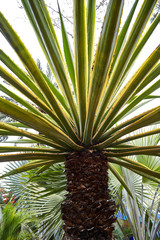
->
[61,150,116,239]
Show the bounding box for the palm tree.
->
[0,0,160,239]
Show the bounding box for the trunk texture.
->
[61,150,116,240]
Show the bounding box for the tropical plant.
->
[115,173,160,240]
[109,130,160,239]
[0,0,160,239]
[0,202,37,240]
[2,161,66,239]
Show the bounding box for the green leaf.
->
[21,0,63,87]
[108,157,160,182]
[0,83,48,119]
[111,0,139,70]
[87,0,96,86]
[0,159,64,178]
[0,98,83,150]
[57,1,76,96]
[111,128,160,147]
[94,45,160,140]
[131,62,160,98]
[123,13,160,78]
[95,0,158,129]
[116,193,138,238]
[0,121,65,150]
[0,50,49,106]
[108,163,133,197]
[41,71,70,116]
[0,65,64,128]
[96,106,160,149]
[109,79,160,128]
[4,139,39,144]
[73,0,88,137]
[99,106,159,143]
[110,13,160,102]
[35,0,63,57]
[25,0,79,131]
[84,0,124,144]
[105,146,160,157]
[0,152,66,163]
[0,146,61,153]
[0,12,79,140]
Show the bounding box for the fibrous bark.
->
[61,150,116,240]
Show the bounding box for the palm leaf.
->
[84,0,124,144]
[94,0,158,131]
